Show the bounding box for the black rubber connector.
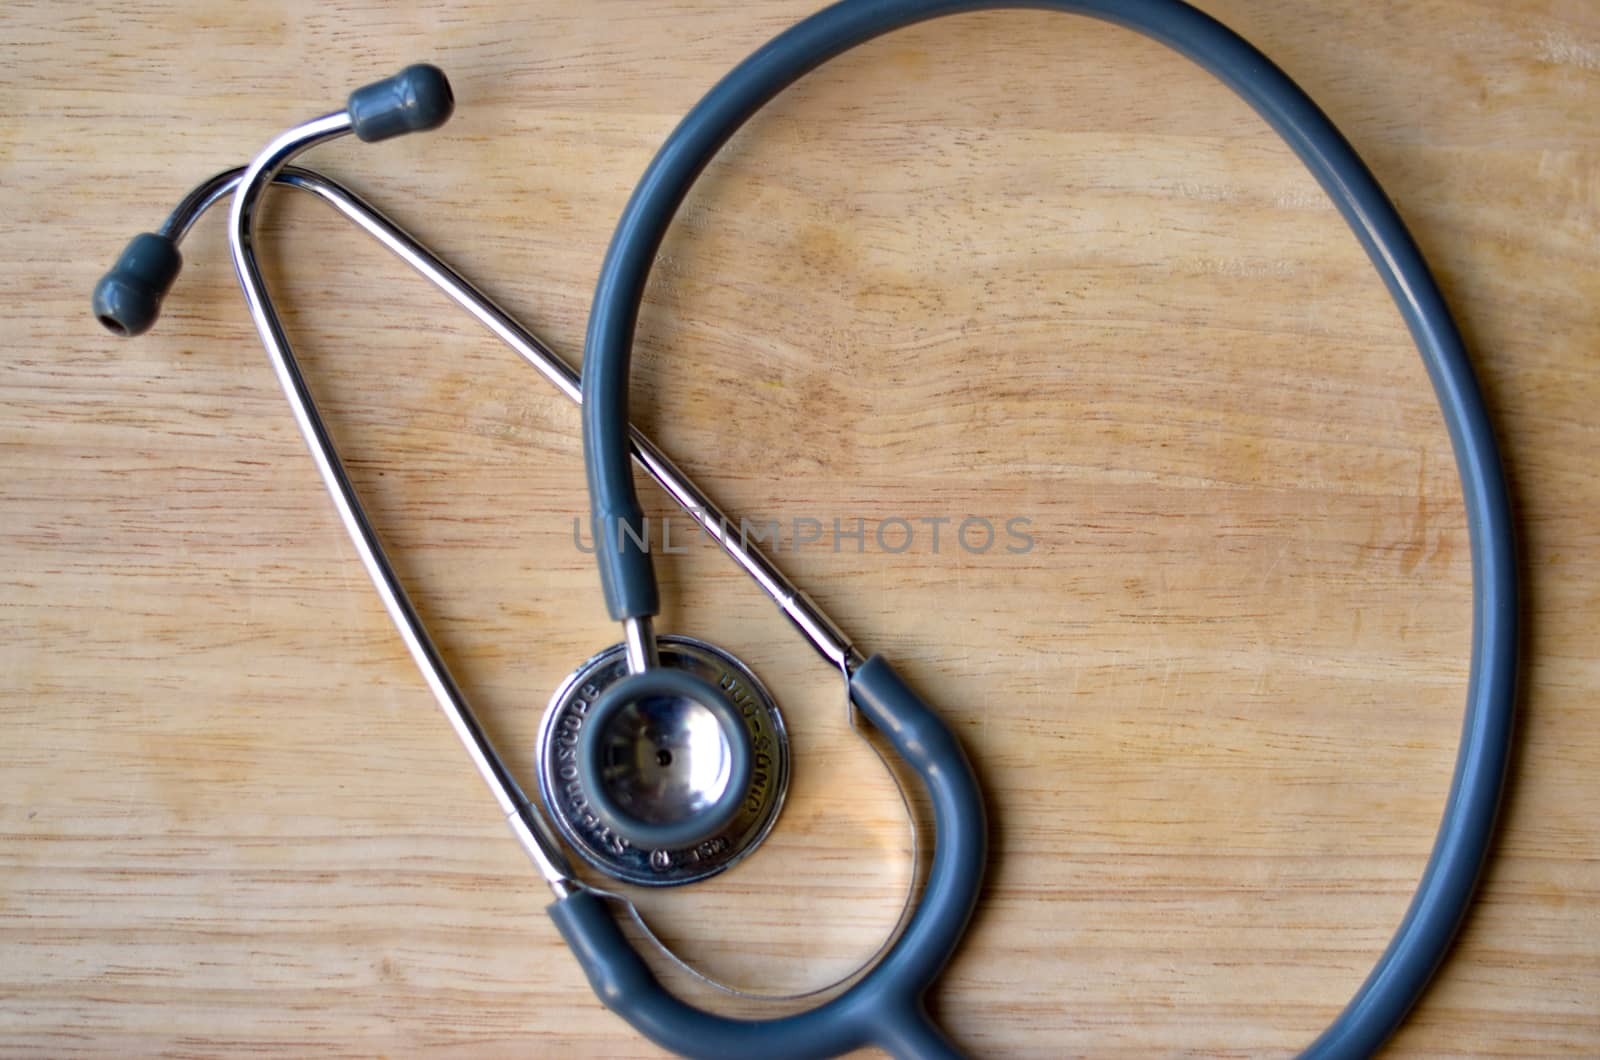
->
[347,64,455,143]
[92,232,183,337]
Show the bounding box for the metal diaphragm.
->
[536,636,789,886]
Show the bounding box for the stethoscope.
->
[94,2,1518,1057]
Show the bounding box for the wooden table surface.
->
[3,1,1596,1055]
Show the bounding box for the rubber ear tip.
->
[92,233,182,337]
[347,63,455,143]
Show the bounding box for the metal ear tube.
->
[96,2,1519,1054]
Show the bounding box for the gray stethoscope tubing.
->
[578,2,1517,1060]
[87,0,1521,1054]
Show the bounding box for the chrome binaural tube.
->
[225,112,581,896]
[165,162,863,676]
[184,119,868,894]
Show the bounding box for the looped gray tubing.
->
[576,1,1518,1057]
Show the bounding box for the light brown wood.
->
[2,0,1596,1055]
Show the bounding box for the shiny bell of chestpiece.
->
[536,637,790,887]
[578,666,755,852]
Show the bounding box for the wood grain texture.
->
[2,0,1596,1055]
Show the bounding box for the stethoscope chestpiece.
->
[536,636,789,886]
